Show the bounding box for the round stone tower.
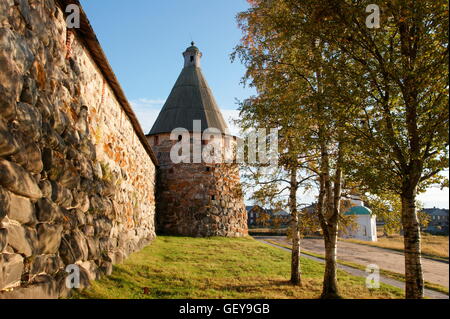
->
[146,43,248,237]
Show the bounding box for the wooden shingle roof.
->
[149,48,229,135]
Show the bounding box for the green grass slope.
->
[72,236,403,299]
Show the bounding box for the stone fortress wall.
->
[0,0,157,298]
[147,133,248,237]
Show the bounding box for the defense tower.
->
[146,43,248,237]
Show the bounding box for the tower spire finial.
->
[183,42,202,68]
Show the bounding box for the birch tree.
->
[296,0,449,298]
[234,0,352,297]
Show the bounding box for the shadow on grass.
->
[220,279,292,292]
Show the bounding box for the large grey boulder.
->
[59,230,89,265]
[41,123,66,153]
[38,180,52,199]
[79,260,98,281]
[15,102,42,142]
[57,162,80,189]
[6,220,36,257]
[19,77,37,106]
[61,125,80,147]
[31,254,63,277]
[51,108,69,135]
[43,148,80,188]
[0,26,34,82]
[81,225,94,237]
[8,193,36,225]
[99,261,113,276]
[0,85,17,121]
[71,190,90,213]
[0,274,59,299]
[0,187,10,222]
[0,253,24,290]
[0,159,42,200]
[35,95,54,120]
[94,217,112,238]
[36,223,63,254]
[42,148,66,182]
[90,195,113,216]
[50,181,73,209]
[0,56,21,112]
[0,119,19,157]
[36,198,62,223]
[0,228,7,252]
[10,140,43,174]
[85,236,100,260]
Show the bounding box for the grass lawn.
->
[72,236,403,299]
[248,228,288,236]
[342,233,449,261]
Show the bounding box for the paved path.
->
[254,236,449,299]
[256,236,449,289]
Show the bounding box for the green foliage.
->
[255,211,271,227]
[271,216,283,230]
[289,203,358,238]
[235,0,449,194]
[365,193,430,235]
[100,162,113,183]
[233,0,448,297]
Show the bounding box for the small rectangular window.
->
[154,136,159,145]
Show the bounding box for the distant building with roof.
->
[246,205,290,227]
[246,205,266,227]
[422,207,449,234]
[267,209,290,227]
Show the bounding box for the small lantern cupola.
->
[183,41,202,68]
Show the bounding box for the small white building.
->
[342,198,377,241]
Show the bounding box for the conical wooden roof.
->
[149,45,228,135]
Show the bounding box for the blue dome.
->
[344,206,372,216]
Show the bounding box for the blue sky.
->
[79,1,448,209]
[79,0,253,135]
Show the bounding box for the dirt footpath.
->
[259,236,449,289]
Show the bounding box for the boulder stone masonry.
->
[148,136,248,238]
[0,0,157,298]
